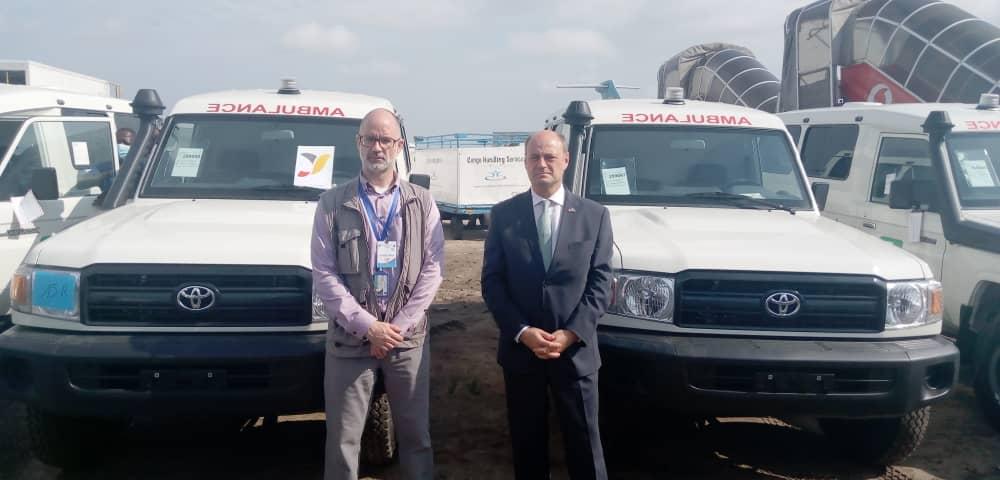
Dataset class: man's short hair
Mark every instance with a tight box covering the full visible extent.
[524,131,568,154]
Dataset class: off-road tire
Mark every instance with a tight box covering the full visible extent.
[26,407,122,468]
[973,313,1000,431]
[820,406,930,466]
[360,391,396,466]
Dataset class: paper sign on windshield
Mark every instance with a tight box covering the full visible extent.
[71,142,91,166]
[956,149,998,188]
[601,167,631,195]
[171,147,204,177]
[293,146,335,190]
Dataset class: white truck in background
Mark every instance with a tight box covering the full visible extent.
[0,86,137,326]
[779,94,1000,431]
[0,61,122,98]
[412,140,529,239]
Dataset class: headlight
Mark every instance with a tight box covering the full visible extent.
[10,265,81,321]
[885,280,942,329]
[609,273,675,322]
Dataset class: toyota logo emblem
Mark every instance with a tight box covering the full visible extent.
[764,291,801,317]
[177,285,216,311]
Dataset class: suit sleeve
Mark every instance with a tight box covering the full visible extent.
[481,205,530,344]
[564,206,614,345]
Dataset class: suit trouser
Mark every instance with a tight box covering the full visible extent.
[324,341,433,480]
[503,368,607,480]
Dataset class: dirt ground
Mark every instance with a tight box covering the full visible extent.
[2,234,999,480]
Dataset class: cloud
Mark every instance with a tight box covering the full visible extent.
[508,28,615,57]
[337,0,482,29]
[337,60,406,77]
[281,23,359,54]
[554,0,648,27]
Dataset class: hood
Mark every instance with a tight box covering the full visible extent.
[963,209,1000,231]
[29,199,318,269]
[609,206,929,280]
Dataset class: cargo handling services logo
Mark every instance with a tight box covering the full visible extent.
[297,152,331,177]
[485,170,507,181]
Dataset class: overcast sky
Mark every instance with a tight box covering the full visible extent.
[3,0,998,136]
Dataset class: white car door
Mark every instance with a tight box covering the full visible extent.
[0,116,117,314]
[862,134,947,277]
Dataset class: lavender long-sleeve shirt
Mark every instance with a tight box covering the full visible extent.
[311,177,445,340]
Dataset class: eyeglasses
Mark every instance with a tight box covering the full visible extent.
[358,134,402,148]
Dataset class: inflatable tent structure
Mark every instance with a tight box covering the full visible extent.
[657,43,781,112]
[659,0,1000,112]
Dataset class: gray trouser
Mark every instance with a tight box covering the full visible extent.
[324,341,433,480]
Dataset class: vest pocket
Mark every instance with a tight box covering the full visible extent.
[337,228,363,274]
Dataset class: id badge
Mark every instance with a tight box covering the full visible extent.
[376,241,398,270]
[373,271,389,298]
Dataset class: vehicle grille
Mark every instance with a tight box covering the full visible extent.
[674,271,885,332]
[81,264,311,327]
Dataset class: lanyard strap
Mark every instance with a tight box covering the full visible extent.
[358,181,400,242]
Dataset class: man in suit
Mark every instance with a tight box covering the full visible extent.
[482,130,614,480]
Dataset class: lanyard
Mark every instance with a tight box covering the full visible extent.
[358,181,400,242]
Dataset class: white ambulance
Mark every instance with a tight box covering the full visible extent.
[0,86,136,322]
[0,81,414,467]
[545,88,958,466]
[779,94,1000,431]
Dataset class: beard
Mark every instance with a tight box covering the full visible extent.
[363,158,391,174]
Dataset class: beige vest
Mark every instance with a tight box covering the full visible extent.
[317,177,431,357]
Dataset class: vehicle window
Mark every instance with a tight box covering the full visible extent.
[142,115,363,201]
[947,133,1000,209]
[786,125,802,146]
[0,70,26,86]
[113,113,141,133]
[0,119,24,161]
[584,126,810,209]
[870,137,932,204]
[0,120,114,201]
[801,124,859,180]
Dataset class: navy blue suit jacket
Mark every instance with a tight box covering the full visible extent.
[482,189,614,377]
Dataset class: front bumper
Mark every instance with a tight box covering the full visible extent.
[0,326,325,418]
[598,327,959,418]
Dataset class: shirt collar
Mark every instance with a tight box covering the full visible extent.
[531,185,565,207]
[361,171,399,195]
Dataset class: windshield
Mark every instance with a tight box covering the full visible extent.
[0,119,24,160]
[947,133,1000,209]
[584,126,811,209]
[141,115,367,200]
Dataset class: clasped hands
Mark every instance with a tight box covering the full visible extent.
[520,328,578,360]
[367,322,403,359]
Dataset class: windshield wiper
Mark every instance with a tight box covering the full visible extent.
[683,192,796,215]
[247,185,325,198]
[248,185,325,192]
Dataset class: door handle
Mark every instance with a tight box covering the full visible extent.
[862,222,876,229]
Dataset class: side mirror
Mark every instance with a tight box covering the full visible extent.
[888,178,914,209]
[409,173,431,189]
[31,168,59,200]
[889,178,937,210]
[811,182,829,211]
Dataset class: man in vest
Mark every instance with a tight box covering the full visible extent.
[311,108,444,480]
